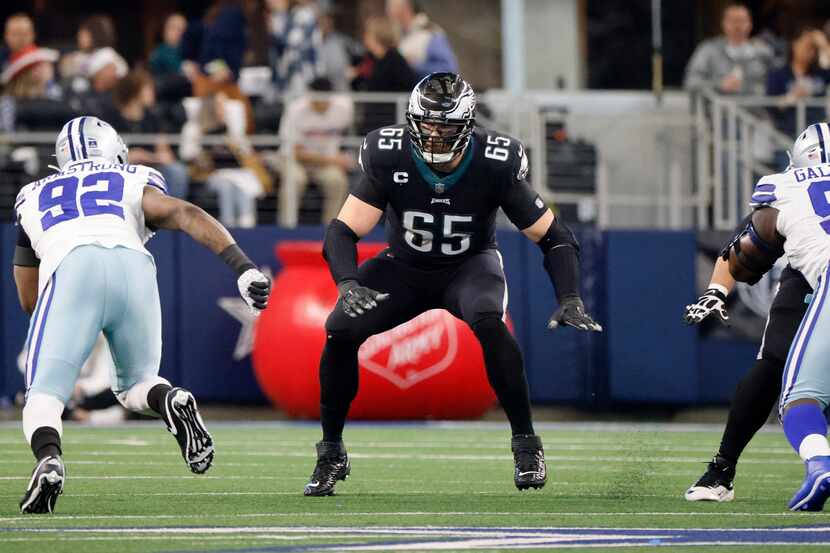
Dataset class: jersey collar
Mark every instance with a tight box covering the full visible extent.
[411,138,475,194]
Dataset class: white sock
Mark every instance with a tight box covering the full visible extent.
[115,376,170,416]
[22,393,64,444]
[799,434,830,461]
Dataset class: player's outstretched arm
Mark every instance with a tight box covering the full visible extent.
[521,210,602,332]
[323,195,388,318]
[141,187,271,312]
[683,256,734,326]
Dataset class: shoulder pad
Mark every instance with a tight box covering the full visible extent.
[133,164,167,193]
[360,125,408,173]
[749,172,791,207]
[476,127,527,179]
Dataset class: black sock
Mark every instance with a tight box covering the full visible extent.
[30,426,62,460]
[147,383,173,416]
[319,336,360,443]
[472,317,535,436]
[717,357,783,464]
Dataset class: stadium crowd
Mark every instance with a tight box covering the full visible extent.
[0,0,459,226]
[684,2,830,138]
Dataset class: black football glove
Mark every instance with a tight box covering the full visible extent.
[683,288,729,325]
[237,268,271,313]
[548,296,602,332]
[338,280,390,318]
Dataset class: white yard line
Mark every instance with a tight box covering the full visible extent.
[0,450,803,464]
[0,421,785,433]
[0,512,818,524]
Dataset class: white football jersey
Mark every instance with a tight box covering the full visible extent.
[750,164,830,289]
[15,158,166,293]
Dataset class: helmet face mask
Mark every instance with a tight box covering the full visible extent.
[406,72,476,165]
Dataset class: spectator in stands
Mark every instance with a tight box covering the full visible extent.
[0,45,74,132]
[1,13,35,72]
[181,0,247,86]
[361,16,416,93]
[268,0,321,94]
[109,69,189,198]
[386,0,458,78]
[272,76,353,224]
[60,15,119,83]
[150,13,187,76]
[684,2,773,95]
[765,29,830,169]
[316,2,351,92]
[180,91,272,227]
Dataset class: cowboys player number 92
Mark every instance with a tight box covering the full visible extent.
[303,72,602,497]
[13,116,271,514]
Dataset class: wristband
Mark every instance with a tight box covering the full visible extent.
[707,283,729,297]
[219,244,256,276]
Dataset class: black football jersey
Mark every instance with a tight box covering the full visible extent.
[352,124,547,267]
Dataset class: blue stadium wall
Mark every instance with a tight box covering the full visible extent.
[0,224,757,407]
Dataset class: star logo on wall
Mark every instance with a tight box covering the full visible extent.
[217,266,273,361]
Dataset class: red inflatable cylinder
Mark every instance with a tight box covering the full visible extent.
[251,241,498,419]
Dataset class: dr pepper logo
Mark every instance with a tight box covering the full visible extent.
[358,309,458,389]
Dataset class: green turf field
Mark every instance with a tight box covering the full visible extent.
[0,421,829,552]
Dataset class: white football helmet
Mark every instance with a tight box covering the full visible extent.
[790,122,830,169]
[55,116,128,169]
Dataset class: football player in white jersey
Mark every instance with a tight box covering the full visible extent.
[13,117,271,513]
[725,122,830,511]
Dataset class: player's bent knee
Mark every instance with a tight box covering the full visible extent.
[470,315,508,335]
[325,309,370,345]
[22,393,65,443]
[115,376,171,416]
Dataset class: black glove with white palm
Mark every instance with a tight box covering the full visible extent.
[683,287,729,325]
[238,268,271,312]
[548,295,603,332]
[338,280,389,318]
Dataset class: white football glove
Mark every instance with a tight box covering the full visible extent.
[683,288,729,325]
[237,268,271,314]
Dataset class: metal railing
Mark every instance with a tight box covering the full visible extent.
[692,89,828,230]
[0,91,545,227]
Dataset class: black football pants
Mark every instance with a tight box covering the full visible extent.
[319,248,534,442]
[717,267,812,465]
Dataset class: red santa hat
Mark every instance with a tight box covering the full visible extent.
[1,45,59,85]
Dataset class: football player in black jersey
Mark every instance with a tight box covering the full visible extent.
[304,73,601,497]
[683,214,812,502]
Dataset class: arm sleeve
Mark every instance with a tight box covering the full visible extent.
[13,225,39,267]
[350,138,388,209]
[500,143,547,230]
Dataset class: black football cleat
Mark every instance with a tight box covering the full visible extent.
[161,387,214,474]
[304,441,350,496]
[20,455,65,514]
[685,455,736,502]
[512,434,547,490]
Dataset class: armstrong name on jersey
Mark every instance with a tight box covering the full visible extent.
[352,124,545,267]
[15,159,167,293]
